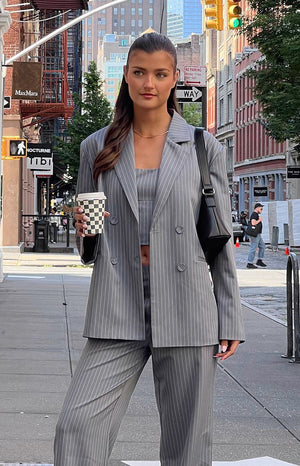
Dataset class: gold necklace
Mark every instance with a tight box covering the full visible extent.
[133,128,169,138]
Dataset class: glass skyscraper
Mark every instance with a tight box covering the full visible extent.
[167,0,202,43]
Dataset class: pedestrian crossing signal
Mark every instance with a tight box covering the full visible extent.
[2,137,27,159]
[228,0,242,29]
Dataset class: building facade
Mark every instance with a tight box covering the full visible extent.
[167,0,202,44]
[1,0,86,250]
[82,0,167,74]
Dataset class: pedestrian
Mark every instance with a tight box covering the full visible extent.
[54,32,245,466]
[49,207,57,243]
[246,202,267,269]
[240,210,249,241]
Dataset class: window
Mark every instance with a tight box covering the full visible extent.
[220,59,224,85]
[219,98,224,126]
[114,7,118,14]
[108,80,114,85]
[131,19,135,26]
[138,8,142,15]
[131,8,135,14]
[121,39,127,46]
[121,8,124,14]
[101,17,106,25]
[88,30,92,37]
[87,18,92,25]
[88,41,92,49]
[121,19,124,26]
[149,19,153,27]
[88,53,92,61]
[227,93,233,122]
[108,88,114,93]
[138,19,142,27]
[228,50,232,80]
[149,8,153,15]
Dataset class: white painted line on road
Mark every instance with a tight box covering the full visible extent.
[122,458,298,466]
[0,464,53,466]
[7,275,45,279]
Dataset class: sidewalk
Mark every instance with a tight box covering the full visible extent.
[0,248,299,465]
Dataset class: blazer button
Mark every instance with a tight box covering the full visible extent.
[110,216,118,225]
[177,263,186,272]
[110,257,118,265]
[175,226,184,234]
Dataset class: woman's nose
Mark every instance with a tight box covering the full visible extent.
[143,75,154,88]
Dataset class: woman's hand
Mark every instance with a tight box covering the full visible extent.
[215,340,240,361]
[73,206,109,237]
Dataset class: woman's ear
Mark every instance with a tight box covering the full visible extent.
[172,70,179,88]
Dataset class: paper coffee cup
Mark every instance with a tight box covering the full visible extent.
[77,192,107,235]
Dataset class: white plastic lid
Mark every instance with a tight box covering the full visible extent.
[77,192,106,201]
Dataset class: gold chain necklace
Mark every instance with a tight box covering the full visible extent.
[133,128,169,138]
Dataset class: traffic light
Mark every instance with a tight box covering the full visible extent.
[204,0,223,31]
[228,0,242,29]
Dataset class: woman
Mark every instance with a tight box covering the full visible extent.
[54,33,245,466]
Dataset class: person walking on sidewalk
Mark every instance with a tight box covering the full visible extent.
[54,33,245,466]
[247,202,267,269]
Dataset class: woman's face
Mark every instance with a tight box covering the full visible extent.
[124,49,178,112]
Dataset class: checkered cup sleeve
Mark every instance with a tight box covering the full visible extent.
[77,192,107,235]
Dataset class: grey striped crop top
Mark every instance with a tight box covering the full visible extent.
[136,168,159,245]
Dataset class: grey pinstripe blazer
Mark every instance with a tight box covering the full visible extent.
[76,111,245,347]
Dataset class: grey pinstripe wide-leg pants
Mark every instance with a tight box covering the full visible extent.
[54,267,217,466]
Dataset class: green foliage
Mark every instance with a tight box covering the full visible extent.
[55,62,112,189]
[182,103,202,127]
[241,0,300,152]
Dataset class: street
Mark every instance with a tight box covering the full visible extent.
[0,244,299,465]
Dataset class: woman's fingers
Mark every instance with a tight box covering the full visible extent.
[214,340,240,361]
[73,206,109,237]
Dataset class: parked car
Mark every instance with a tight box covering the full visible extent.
[232,213,244,242]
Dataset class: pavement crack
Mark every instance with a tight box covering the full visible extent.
[217,363,300,443]
[61,274,73,378]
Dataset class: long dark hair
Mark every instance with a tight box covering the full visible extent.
[93,33,180,181]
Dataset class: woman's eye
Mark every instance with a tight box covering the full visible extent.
[157,73,167,78]
[134,70,143,76]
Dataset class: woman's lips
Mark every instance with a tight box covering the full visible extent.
[141,93,156,98]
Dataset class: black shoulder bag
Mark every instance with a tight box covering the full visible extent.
[195,128,231,265]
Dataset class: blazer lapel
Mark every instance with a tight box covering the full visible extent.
[152,112,192,226]
[114,129,139,222]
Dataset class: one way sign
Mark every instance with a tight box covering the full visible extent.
[176,85,202,103]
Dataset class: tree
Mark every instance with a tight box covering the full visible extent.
[182,103,202,127]
[241,0,300,152]
[55,61,112,189]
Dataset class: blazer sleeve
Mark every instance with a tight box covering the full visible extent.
[204,133,245,342]
[76,141,100,265]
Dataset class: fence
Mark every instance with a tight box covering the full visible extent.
[21,214,72,251]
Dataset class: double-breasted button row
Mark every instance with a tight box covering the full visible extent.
[175,226,184,234]
[177,263,186,272]
[109,216,119,225]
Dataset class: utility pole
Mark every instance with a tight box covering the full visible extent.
[0,0,128,282]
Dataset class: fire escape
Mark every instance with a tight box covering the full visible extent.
[19,1,88,129]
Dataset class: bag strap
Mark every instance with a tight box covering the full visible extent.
[194,128,216,207]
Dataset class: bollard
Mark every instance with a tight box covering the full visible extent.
[271,226,279,251]
[282,253,300,363]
